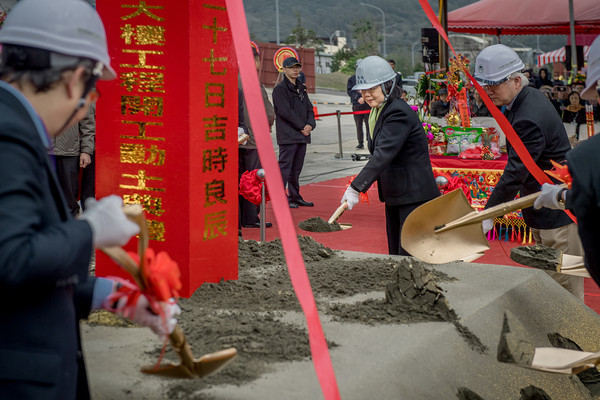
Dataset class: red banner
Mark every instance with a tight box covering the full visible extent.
[95,0,239,297]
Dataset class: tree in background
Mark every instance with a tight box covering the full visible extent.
[330,46,355,73]
[352,19,379,56]
[285,12,321,49]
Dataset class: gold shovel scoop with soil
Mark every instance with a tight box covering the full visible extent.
[401,188,557,264]
[101,205,237,378]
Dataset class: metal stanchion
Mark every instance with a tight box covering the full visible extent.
[335,109,343,159]
[257,169,266,242]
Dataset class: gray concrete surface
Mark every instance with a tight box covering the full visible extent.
[84,251,600,399]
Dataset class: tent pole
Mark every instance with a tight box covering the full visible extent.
[569,0,577,73]
[438,0,448,71]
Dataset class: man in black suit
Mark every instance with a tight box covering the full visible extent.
[474,44,583,301]
[347,59,371,150]
[273,57,316,208]
[0,1,179,398]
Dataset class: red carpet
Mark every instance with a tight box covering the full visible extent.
[241,176,600,314]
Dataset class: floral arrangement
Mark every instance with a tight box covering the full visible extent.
[0,12,6,28]
[572,73,586,84]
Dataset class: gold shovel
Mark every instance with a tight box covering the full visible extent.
[401,189,543,264]
[101,205,237,378]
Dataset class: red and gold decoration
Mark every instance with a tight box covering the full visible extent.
[431,155,531,243]
[273,46,299,72]
[96,0,239,297]
[446,54,472,127]
[586,104,596,138]
[545,160,573,188]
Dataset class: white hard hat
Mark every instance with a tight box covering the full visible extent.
[0,0,115,80]
[581,35,600,100]
[474,44,524,86]
[352,56,396,90]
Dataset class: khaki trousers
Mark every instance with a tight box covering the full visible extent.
[531,223,584,302]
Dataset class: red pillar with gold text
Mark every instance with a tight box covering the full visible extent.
[95,0,238,297]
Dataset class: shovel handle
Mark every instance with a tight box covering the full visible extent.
[328,201,348,224]
[169,325,198,374]
[436,184,566,233]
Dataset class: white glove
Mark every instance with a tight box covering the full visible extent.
[341,185,360,210]
[534,183,566,210]
[482,218,494,234]
[79,195,140,248]
[115,295,181,341]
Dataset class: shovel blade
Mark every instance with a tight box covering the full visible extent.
[401,190,490,264]
[141,347,238,379]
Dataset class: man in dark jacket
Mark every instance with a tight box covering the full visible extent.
[0,1,179,398]
[347,59,371,149]
[273,57,316,208]
[475,44,583,300]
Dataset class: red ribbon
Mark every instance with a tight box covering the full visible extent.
[226,2,341,398]
[418,0,576,224]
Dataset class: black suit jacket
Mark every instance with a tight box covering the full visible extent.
[0,83,95,400]
[485,86,572,229]
[566,134,600,284]
[351,98,439,205]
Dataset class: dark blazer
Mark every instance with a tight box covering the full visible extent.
[485,86,572,229]
[347,75,370,111]
[566,134,600,284]
[0,83,95,400]
[351,98,440,205]
[273,76,315,145]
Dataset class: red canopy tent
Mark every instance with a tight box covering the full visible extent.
[447,0,600,36]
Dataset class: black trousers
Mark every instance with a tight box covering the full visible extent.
[278,143,307,202]
[352,106,370,145]
[238,148,262,226]
[80,154,95,211]
[55,155,81,217]
[384,201,425,256]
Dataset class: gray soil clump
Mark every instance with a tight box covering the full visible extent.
[298,216,342,232]
[497,311,535,366]
[457,387,485,400]
[510,245,562,271]
[547,333,600,397]
[140,236,485,397]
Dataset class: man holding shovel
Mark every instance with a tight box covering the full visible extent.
[533,35,600,287]
[474,45,584,301]
[0,1,179,398]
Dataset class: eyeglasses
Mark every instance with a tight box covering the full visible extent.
[483,78,514,91]
[359,87,379,95]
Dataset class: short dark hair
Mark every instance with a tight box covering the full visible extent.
[387,59,396,64]
[0,44,94,93]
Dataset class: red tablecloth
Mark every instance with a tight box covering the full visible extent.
[430,154,507,170]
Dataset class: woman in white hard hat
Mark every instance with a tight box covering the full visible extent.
[535,34,600,287]
[341,56,440,255]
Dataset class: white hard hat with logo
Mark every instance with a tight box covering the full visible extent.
[474,44,524,86]
[352,56,396,90]
[581,35,600,100]
[0,0,115,80]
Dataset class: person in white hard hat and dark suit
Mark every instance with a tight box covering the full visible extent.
[340,56,440,256]
[474,44,584,301]
[0,1,180,398]
[533,35,600,287]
